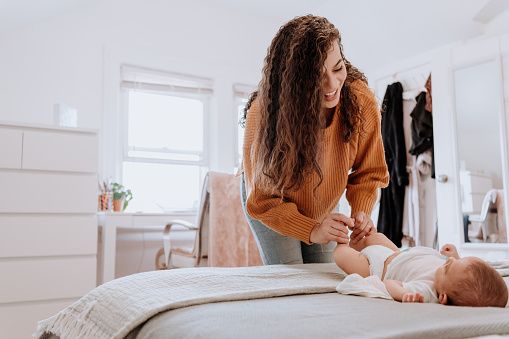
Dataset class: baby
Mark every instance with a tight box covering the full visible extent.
[333,233,508,307]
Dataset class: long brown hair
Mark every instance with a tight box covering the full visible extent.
[240,15,368,195]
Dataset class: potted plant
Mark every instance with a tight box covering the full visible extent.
[111,183,133,212]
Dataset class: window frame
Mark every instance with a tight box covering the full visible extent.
[120,88,210,168]
[117,65,212,212]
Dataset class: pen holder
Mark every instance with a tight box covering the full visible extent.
[98,192,112,211]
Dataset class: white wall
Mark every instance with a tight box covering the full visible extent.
[0,0,285,276]
[0,0,283,173]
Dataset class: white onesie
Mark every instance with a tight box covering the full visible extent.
[384,246,445,303]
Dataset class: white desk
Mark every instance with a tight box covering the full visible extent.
[97,212,195,285]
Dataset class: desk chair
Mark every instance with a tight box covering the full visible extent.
[469,189,498,243]
[161,173,210,269]
[159,171,262,269]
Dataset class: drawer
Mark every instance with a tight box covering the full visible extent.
[22,130,98,173]
[0,256,96,303]
[0,128,22,169]
[0,299,75,339]
[0,171,97,213]
[0,215,97,257]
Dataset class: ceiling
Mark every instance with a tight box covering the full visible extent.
[1,0,508,72]
[206,0,509,71]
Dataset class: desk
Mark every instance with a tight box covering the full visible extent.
[97,212,195,285]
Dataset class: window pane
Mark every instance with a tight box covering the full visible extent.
[122,162,201,213]
[128,91,203,153]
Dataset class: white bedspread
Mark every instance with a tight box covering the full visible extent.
[34,264,345,339]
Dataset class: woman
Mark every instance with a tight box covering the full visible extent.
[240,15,389,265]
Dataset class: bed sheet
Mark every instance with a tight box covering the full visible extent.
[129,291,509,339]
[35,264,509,339]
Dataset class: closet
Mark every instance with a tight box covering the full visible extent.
[374,64,437,248]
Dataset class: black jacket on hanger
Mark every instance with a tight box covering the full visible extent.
[409,91,435,178]
[377,82,408,247]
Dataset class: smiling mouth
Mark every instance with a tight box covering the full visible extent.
[324,89,338,101]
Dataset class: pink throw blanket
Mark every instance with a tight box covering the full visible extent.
[208,172,262,267]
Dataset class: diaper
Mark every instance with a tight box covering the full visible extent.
[360,245,397,278]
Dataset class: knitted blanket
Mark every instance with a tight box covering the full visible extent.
[34,264,345,339]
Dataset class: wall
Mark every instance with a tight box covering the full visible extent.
[0,0,282,173]
[0,0,285,277]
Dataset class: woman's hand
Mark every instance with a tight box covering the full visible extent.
[349,211,376,244]
[440,244,460,259]
[309,213,354,245]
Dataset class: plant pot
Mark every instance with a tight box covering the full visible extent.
[113,197,124,212]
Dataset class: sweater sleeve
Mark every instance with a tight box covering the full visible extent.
[245,188,319,244]
[242,100,318,244]
[346,81,390,214]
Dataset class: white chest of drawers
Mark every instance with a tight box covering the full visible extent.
[459,170,493,213]
[0,121,99,338]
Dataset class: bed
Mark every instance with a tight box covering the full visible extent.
[35,263,509,339]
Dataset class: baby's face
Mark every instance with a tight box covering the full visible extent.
[434,256,483,294]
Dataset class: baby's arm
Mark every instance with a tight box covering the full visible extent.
[440,244,460,259]
[383,280,424,303]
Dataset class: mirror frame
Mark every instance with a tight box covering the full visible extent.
[451,56,509,251]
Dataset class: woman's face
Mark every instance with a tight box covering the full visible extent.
[322,41,347,112]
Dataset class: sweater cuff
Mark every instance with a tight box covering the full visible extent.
[282,214,318,245]
[349,194,378,216]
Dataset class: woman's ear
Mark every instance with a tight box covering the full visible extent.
[438,293,448,305]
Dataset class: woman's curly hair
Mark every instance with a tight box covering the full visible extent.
[240,15,368,195]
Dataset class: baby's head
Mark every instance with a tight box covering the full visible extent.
[434,256,508,307]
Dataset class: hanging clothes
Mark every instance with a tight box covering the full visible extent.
[409,91,435,178]
[402,150,433,246]
[424,74,432,114]
[403,162,419,245]
[377,82,408,247]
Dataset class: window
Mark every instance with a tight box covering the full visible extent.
[120,65,213,213]
[233,83,256,169]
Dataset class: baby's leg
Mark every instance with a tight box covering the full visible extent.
[333,243,370,277]
[349,233,399,253]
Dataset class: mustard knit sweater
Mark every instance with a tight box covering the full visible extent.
[242,80,389,244]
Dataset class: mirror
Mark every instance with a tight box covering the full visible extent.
[453,59,508,244]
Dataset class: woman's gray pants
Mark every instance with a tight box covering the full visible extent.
[240,173,335,265]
